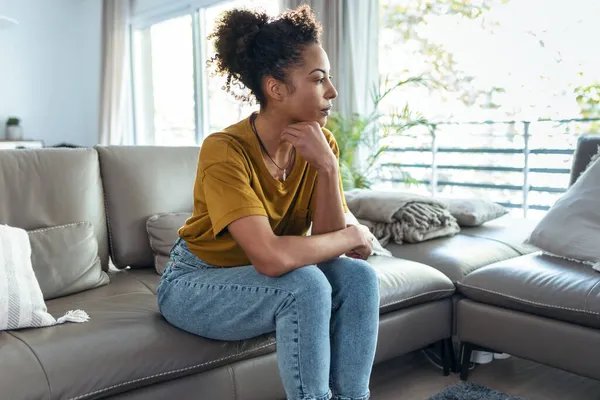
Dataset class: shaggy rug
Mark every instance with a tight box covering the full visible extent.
[428,383,525,400]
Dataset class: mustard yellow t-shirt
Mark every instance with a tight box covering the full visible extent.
[179,114,348,267]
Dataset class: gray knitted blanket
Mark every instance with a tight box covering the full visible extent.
[344,190,460,246]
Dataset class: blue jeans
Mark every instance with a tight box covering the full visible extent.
[157,239,380,400]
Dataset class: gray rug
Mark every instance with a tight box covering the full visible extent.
[428,383,525,400]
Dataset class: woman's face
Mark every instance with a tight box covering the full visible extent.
[279,44,338,127]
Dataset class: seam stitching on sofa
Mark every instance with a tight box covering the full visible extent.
[7,332,53,397]
[67,339,277,400]
[380,288,455,308]
[96,148,118,269]
[459,232,526,255]
[27,221,88,234]
[458,283,600,315]
[227,364,237,400]
[585,281,600,311]
[126,273,156,295]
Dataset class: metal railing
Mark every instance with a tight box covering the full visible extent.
[380,118,600,218]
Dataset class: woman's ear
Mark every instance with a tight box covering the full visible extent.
[264,76,288,103]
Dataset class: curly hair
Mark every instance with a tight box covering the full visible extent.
[207,5,322,105]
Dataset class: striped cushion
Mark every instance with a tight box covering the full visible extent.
[0,224,57,330]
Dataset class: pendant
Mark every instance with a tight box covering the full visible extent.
[283,169,287,182]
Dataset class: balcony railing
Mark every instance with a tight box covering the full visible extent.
[379,118,600,218]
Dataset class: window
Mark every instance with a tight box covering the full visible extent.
[378,0,600,218]
[132,15,196,146]
[131,0,280,146]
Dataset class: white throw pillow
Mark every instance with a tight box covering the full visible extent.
[0,224,90,330]
[524,154,600,269]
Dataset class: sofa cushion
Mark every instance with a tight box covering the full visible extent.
[457,253,600,329]
[0,148,109,270]
[0,332,51,400]
[387,216,538,282]
[147,212,190,275]
[459,216,539,255]
[96,146,199,269]
[131,255,455,315]
[368,256,454,313]
[442,197,508,226]
[29,222,109,300]
[8,271,276,400]
[525,156,600,266]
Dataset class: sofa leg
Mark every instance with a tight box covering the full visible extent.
[440,338,455,376]
[459,342,473,381]
[440,340,449,376]
[446,337,458,373]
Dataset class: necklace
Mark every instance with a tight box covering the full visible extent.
[250,114,295,182]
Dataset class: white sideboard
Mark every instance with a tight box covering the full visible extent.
[0,140,44,150]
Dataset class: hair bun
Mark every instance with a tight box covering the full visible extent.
[209,9,270,76]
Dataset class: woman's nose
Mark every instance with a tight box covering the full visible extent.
[327,83,338,100]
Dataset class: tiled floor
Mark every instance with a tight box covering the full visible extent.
[369,351,600,400]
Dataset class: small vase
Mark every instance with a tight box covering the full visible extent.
[6,125,23,140]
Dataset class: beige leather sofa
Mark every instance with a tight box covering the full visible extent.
[0,137,593,399]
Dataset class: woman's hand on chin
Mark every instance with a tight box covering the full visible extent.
[281,121,336,171]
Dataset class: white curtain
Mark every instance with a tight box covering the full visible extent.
[99,0,134,145]
[280,0,379,119]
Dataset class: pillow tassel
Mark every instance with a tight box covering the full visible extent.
[55,309,90,324]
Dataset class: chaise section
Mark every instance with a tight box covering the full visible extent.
[457,299,600,381]
[456,252,600,381]
[457,253,600,329]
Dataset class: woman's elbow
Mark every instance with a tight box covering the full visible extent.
[250,247,290,278]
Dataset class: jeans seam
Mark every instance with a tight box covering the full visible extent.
[293,297,306,398]
[164,273,297,298]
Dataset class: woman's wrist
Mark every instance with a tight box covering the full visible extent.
[345,225,364,249]
[316,154,338,174]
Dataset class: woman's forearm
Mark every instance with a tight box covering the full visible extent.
[310,162,346,235]
[259,226,364,277]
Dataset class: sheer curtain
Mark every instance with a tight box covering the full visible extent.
[280,0,379,118]
[99,0,134,145]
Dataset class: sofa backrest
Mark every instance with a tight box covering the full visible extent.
[569,135,600,186]
[0,148,110,270]
[96,146,199,269]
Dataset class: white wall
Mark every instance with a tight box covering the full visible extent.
[0,0,102,147]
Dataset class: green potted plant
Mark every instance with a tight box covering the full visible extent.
[326,77,432,190]
[5,117,23,141]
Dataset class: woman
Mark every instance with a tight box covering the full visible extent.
[157,5,380,400]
